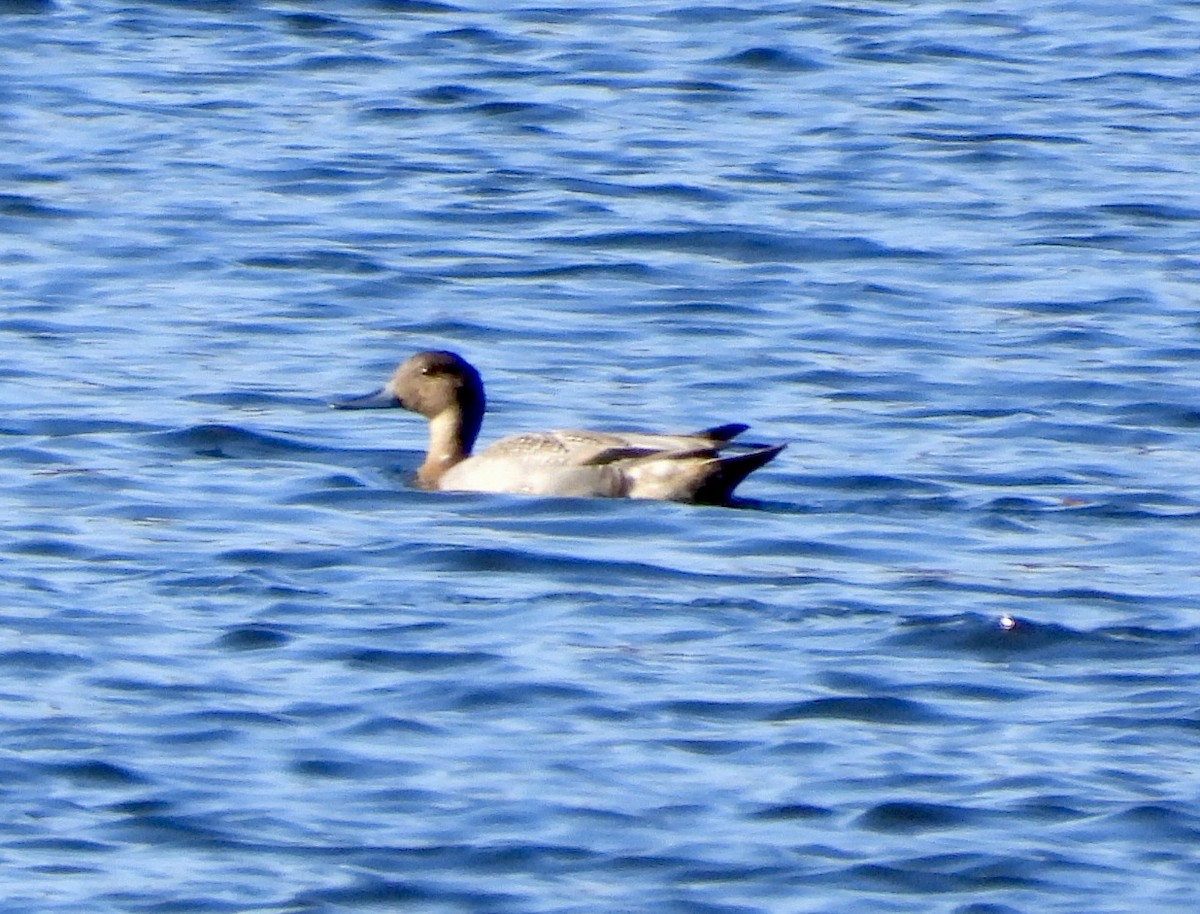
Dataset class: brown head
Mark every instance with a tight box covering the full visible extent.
[390,350,485,424]
[332,350,487,482]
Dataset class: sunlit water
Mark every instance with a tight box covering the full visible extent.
[3,2,1200,912]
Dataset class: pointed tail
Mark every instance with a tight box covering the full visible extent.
[694,442,786,504]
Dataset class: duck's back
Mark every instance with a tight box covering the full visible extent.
[479,429,629,463]
[438,432,628,497]
[435,424,781,502]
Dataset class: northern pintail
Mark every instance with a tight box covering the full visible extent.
[332,350,784,504]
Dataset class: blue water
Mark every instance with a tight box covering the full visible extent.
[3,2,1200,912]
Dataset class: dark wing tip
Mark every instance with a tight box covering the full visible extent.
[695,423,750,442]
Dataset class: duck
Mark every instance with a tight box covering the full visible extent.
[331,350,784,504]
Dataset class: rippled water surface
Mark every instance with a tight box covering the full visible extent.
[3,2,1200,912]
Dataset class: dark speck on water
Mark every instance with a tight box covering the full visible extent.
[2,2,1199,913]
